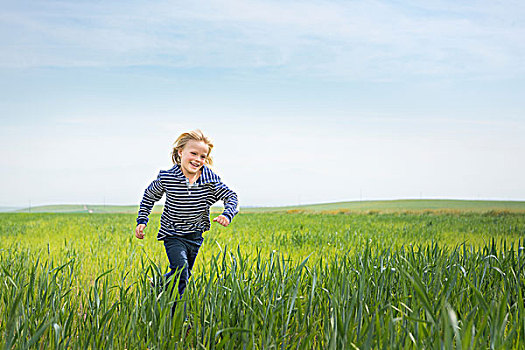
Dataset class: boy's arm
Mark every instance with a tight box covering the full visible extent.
[137,172,165,226]
[213,181,239,224]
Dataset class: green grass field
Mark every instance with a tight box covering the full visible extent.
[1,205,525,348]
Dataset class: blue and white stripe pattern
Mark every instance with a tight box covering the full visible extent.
[137,164,239,240]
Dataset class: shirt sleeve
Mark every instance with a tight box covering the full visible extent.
[136,172,165,226]
[214,181,239,223]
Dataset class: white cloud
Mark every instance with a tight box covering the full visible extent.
[1,0,524,80]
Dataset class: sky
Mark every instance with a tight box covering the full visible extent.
[1,0,524,208]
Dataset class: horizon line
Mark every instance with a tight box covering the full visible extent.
[2,197,525,210]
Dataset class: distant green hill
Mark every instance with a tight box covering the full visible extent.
[243,199,525,213]
[10,199,525,214]
[14,204,161,214]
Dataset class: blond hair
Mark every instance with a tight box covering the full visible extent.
[171,129,214,166]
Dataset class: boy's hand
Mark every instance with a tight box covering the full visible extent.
[213,215,230,227]
[135,224,146,239]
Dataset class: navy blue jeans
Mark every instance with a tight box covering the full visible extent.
[163,232,203,298]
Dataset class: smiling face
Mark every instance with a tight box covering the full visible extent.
[178,140,210,178]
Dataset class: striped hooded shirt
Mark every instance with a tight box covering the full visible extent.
[136,164,239,240]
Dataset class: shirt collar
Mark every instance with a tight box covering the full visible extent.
[171,163,221,184]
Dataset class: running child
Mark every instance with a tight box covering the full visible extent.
[135,129,239,302]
